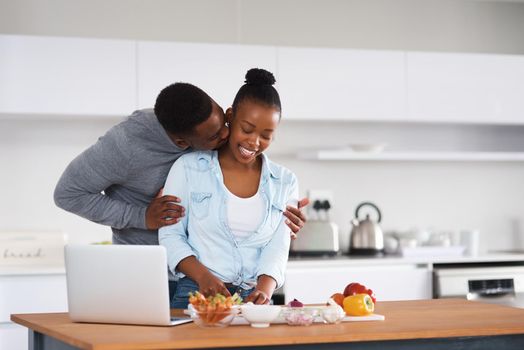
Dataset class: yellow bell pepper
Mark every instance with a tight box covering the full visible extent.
[343,293,375,316]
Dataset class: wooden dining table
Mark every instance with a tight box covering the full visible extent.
[11,298,524,350]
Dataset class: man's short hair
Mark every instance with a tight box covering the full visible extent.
[154,82,212,135]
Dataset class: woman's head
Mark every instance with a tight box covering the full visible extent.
[224,69,282,164]
[232,68,281,116]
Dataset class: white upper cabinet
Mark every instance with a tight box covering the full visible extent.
[3,34,524,126]
[407,52,524,124]
[137,41,277,110]
[277,47,407,121]
[0,35,137,116]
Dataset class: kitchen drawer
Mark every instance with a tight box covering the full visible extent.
[0,274,67,323]
[284,264,432,304]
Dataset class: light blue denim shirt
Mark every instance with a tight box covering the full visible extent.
[158,150,299,290]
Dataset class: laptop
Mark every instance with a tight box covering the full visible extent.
[64,244,192,326]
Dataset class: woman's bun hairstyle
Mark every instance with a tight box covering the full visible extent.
[232,68,281,116]
[245,68,276,86]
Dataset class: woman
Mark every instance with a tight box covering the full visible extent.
[159,68,298,307]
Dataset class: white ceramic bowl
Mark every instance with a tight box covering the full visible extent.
[240,304,282,328]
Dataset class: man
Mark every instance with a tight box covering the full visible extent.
[54,82,308,298]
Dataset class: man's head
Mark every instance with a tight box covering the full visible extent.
[154,83,229,150]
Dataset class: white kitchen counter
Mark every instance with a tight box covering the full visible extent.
[287,252,524,269]
[0,265,65,276]
[2,253,523,275]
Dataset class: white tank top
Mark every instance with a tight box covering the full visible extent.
[225,187,265,240]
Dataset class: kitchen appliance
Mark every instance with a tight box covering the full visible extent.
[349,202,384,255]
[290,199,339,256]
[434,263,524,308]
[290,221,339,256]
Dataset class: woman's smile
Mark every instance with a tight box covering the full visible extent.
[238,144,258,159]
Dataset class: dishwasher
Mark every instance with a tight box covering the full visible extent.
[433,262,524,308]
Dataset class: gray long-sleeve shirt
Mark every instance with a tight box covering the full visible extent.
[54,109,188,245]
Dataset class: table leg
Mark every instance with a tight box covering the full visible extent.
[28,330,79,350]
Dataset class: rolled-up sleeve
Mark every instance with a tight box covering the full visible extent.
[158,157,196,276]
[257,174,299,289]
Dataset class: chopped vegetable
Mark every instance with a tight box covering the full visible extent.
[188,291,242,324]
[343,294,374,316]
[288,298,304,307]
[283,308,317,326]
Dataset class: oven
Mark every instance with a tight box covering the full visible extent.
[434,262,524,308]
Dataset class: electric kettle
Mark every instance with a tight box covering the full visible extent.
[349,202,384,255]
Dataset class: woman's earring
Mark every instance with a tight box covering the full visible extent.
[225,122,229,128]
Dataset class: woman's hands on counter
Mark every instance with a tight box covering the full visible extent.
[197,273,231,297]
[177,256,231,297]
[245,275,277,304]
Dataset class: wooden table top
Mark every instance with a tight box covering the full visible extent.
[11,299,524,350]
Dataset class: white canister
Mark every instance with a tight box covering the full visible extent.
[460,229,480,256]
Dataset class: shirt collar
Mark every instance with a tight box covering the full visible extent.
[198,151,280,180]
[260,153,280,180]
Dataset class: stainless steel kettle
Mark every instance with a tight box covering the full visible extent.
[349,202,384,255]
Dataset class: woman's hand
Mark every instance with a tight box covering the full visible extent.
[196,272,231,297]
[246,275,276,304]
[245,289,271,305]
[284,197,310,239]
[177,256,230,297]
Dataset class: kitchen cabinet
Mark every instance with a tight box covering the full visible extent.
[0,322,26,350]
[0,35,136,117]
[407,52,524,124]
[277,47,407,121]
[137,41,277,110]
[3,34,524,127]
[0,272,67,350]
[283,254,524,304]
[284,264,432,304]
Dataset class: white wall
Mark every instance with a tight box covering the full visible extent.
[1,0,524,251]
[0,118,118,244]
[267,121,524,253]
[2,117,523,252]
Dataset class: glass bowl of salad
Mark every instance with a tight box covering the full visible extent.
[190,308,237,328]
[188,292,242,328]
